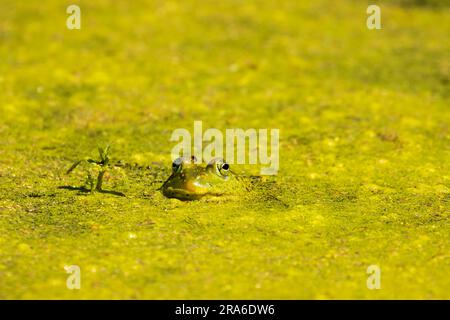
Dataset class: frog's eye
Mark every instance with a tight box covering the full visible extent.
[172,157,184,173]
[218,162,230,175]
[207,158,230,177]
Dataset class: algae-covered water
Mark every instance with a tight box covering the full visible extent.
[0,0,449,299]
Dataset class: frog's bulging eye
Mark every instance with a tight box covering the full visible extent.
[219,162,230,174]
[206,157,230,178]
[172,157,184,173]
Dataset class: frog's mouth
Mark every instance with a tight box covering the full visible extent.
[162,186,204,201]
[162,187,223,201]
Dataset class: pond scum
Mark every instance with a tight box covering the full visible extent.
[0,0,449,299]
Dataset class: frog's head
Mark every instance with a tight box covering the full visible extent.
[161,156,232,200]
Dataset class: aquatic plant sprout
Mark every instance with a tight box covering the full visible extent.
[66,145,112,192]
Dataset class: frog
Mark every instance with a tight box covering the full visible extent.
[161,156,240,201]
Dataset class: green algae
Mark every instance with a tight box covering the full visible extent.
[0,0,449,299]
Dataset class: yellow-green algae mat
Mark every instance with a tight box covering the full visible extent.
[0,0,449,299]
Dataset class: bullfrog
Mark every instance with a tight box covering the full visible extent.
[161,156,238,200]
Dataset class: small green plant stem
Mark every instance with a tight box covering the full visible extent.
[96,168,106,191]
